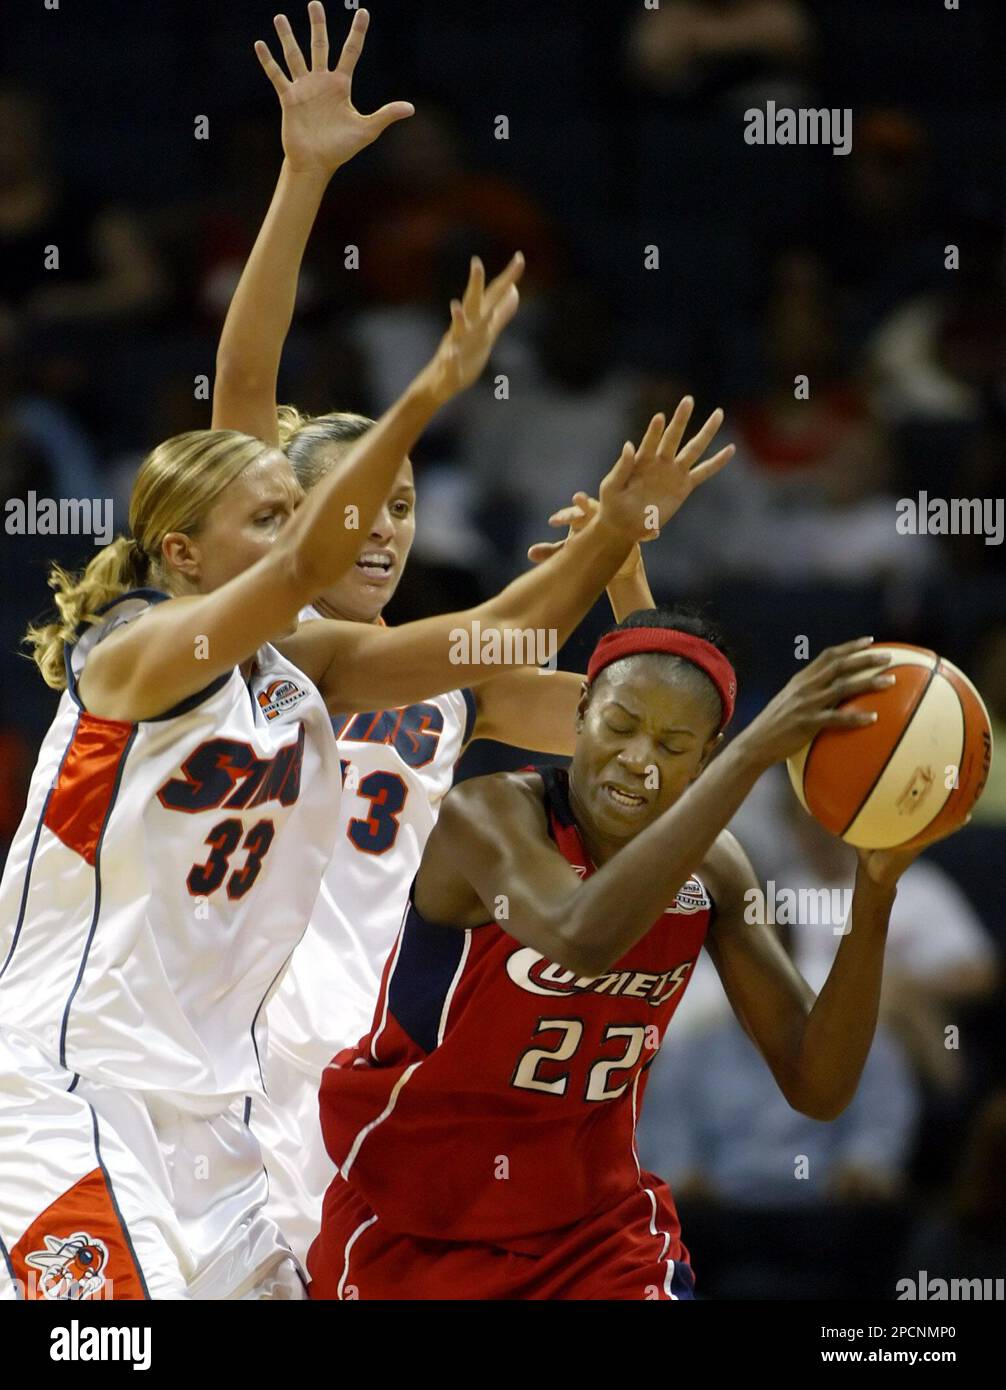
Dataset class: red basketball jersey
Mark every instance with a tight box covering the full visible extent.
[318,766,714,1246]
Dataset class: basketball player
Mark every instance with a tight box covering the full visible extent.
[306,615,945,1300]
[0,243,711,1300]
[212,3,730,1265]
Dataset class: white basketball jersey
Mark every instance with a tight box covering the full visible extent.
[266,606,476,1075]
[0,590,340,1104]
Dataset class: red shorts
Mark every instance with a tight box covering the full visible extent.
[307,1172,696,1301]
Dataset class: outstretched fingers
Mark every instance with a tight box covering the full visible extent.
[675,406,725,468]
[308,0,331,71]
[634,412,669,462]
[652,396,695,461]
[335,5,369,81]
[364,100,416,136]
[273,13,310,80]
[462,257,486,320]
[606,440,639,493]
[488,283,521,339]
[483,252,525,316]
[686,442,735,487]
[254,38,291,95]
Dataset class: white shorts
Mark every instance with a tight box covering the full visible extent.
[253,1046,337,1270]
[0,1029,306,1301]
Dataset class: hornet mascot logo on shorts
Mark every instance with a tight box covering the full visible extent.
[25,1232,109,1299]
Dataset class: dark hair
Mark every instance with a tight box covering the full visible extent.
[593,604,734,733]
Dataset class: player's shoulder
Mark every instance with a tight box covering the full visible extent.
[438,769,546,834]
[71,588,174,679]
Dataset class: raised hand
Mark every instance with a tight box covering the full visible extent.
[418,253,525,406]
[738,637,896,769]
[855,814,971,889]
[528,492,643,579]
[594,397,734,543]
[255,4,414,176]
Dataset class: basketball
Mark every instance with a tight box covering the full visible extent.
[787,643,994,850]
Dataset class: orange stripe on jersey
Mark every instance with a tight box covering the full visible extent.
[43,714,134,865]
[10,1167,147,1300]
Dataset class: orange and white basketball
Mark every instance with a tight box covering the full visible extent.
[787,643,993,850]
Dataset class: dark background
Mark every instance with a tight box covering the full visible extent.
[2,0,1004,1299]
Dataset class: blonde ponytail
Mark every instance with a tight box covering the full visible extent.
[24,536,150,690]
[23,428,273,691]
[276,404,311,448]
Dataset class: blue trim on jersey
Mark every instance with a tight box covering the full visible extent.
[460,687,478,747]
[245,675,260,720]
[63,587,232,720]
[243,1096,252,1126]
[538,764,576,829]
[0,1231,19,1298]
[58,725,138,1069]
[146,670,234,722]
[87,1103,151,1300]
[671,1260,696,1299]
[0,713,81,982]
[387,899,467,1055]
[250,952,296,1095]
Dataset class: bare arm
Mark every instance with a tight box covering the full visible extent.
[528,489,656,621]
[702,833,897,1122]
[415,639,897,978]
[213,5,413,445]
[278,398,735,711]
[276,515,637,712]
[469,669,583,756]
[80,255,524,722]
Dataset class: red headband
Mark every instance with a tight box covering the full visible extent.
[586,628,737,731]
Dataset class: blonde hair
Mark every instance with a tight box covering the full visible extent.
[277,405,375,492]
[25,429,272,690]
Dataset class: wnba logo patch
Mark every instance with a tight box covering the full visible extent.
[257,678,309,720]
[25,1232,109,1300]
[665,878,711,915]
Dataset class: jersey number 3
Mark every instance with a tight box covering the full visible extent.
[344,767,408,856]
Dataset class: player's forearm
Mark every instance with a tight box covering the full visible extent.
[606,553,655,622]
[555,735,769,975]
[213,161,331,418]
[786,871,895,1120]
[482,517,639,663]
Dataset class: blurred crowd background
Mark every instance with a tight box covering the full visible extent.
[2,0,1003,1298]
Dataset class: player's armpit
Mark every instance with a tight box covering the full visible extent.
[701,830,817,1108]
[471,669,584,756]
[414,772,595,970]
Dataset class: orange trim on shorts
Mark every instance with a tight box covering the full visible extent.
[10,1167,147,1300]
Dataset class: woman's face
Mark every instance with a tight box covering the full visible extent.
[569,658,722,855]
[309,451,416,624]
[162,450,302,612]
